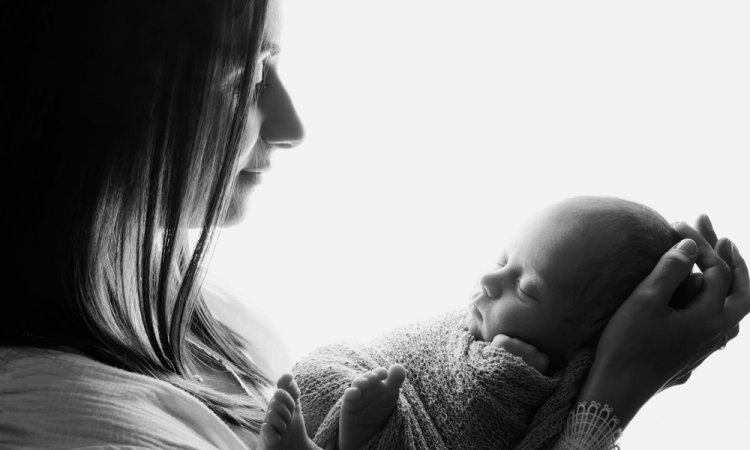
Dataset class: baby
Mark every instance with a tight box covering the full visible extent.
[467,195,679,373]
[258,196,679,450]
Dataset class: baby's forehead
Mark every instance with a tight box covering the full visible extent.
[504,217,613,286]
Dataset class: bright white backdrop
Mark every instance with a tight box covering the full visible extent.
[207,1,750,448]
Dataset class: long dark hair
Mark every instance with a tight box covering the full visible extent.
[2,0,271,430]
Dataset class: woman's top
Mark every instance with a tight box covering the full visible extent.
[0,280,292,449]
[0,347,253,449]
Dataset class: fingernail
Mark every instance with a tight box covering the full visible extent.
[675,239,697,256]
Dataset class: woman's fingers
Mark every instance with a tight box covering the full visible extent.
[669,272,704,309]
[631,238,697,308]
[674,223,733,311]
[716,238,734,270]
[671,223,748,336]
[695,214,718,248]
[724,243,750,328]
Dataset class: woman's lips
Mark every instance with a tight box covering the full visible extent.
[241,163,270,173]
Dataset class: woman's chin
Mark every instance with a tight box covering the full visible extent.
[222,193,250,227]
[221,172,261,226]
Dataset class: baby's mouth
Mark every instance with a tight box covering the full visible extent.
[471,303,482,320]
[469,290,485,303]
[468,294,483,320]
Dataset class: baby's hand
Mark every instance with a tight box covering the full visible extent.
[490,334,550,373]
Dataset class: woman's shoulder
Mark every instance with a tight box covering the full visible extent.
[0,347,251,450]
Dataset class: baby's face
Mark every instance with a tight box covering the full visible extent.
[467,205,602,366]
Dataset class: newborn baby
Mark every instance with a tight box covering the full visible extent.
[468,195,679,373]
[259,196,679,450]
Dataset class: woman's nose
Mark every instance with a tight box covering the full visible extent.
[258,67,304,149]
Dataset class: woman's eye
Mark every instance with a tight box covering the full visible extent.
[252,60,270,95]
[220,59,270,99]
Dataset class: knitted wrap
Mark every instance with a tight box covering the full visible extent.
[293,310,594,450]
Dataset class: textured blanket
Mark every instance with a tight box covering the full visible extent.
[293,309,594,450]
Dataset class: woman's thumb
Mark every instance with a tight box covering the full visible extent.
[632,239,698,306]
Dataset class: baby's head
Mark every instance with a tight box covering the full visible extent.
[467,196,679,371]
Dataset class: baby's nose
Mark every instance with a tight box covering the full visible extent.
[479,272,503,299]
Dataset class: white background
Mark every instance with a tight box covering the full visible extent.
[207,1,749,448]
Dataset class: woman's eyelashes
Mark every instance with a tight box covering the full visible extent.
[252,60,269,95]
[220,59,270,100]
[252,50,277,96]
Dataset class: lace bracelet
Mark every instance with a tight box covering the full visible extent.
[559,401,623,450]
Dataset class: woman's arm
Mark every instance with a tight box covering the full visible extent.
[553,217,749,449]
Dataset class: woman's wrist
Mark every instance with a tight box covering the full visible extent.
[560,401,622,450]
[578,357,661,429]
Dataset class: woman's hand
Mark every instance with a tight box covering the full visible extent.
[578,215,750,428]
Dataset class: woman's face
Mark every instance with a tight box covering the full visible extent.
[225,0,304,224]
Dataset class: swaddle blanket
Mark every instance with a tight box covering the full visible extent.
[293,309,594,450]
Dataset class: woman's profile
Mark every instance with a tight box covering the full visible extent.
[1,0,748,449]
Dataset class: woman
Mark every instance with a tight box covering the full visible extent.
[1,0,747,449]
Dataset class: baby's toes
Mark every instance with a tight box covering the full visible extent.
[385,364,406,388]
[270,389,295,419]
[276,373,301,402]
[350,375,373,392]
[342,386,364,402]
[264,409,289,434]
[370,367,388,380]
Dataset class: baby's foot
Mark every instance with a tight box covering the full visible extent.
[258,373,321,450]
[338,364,406,450]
